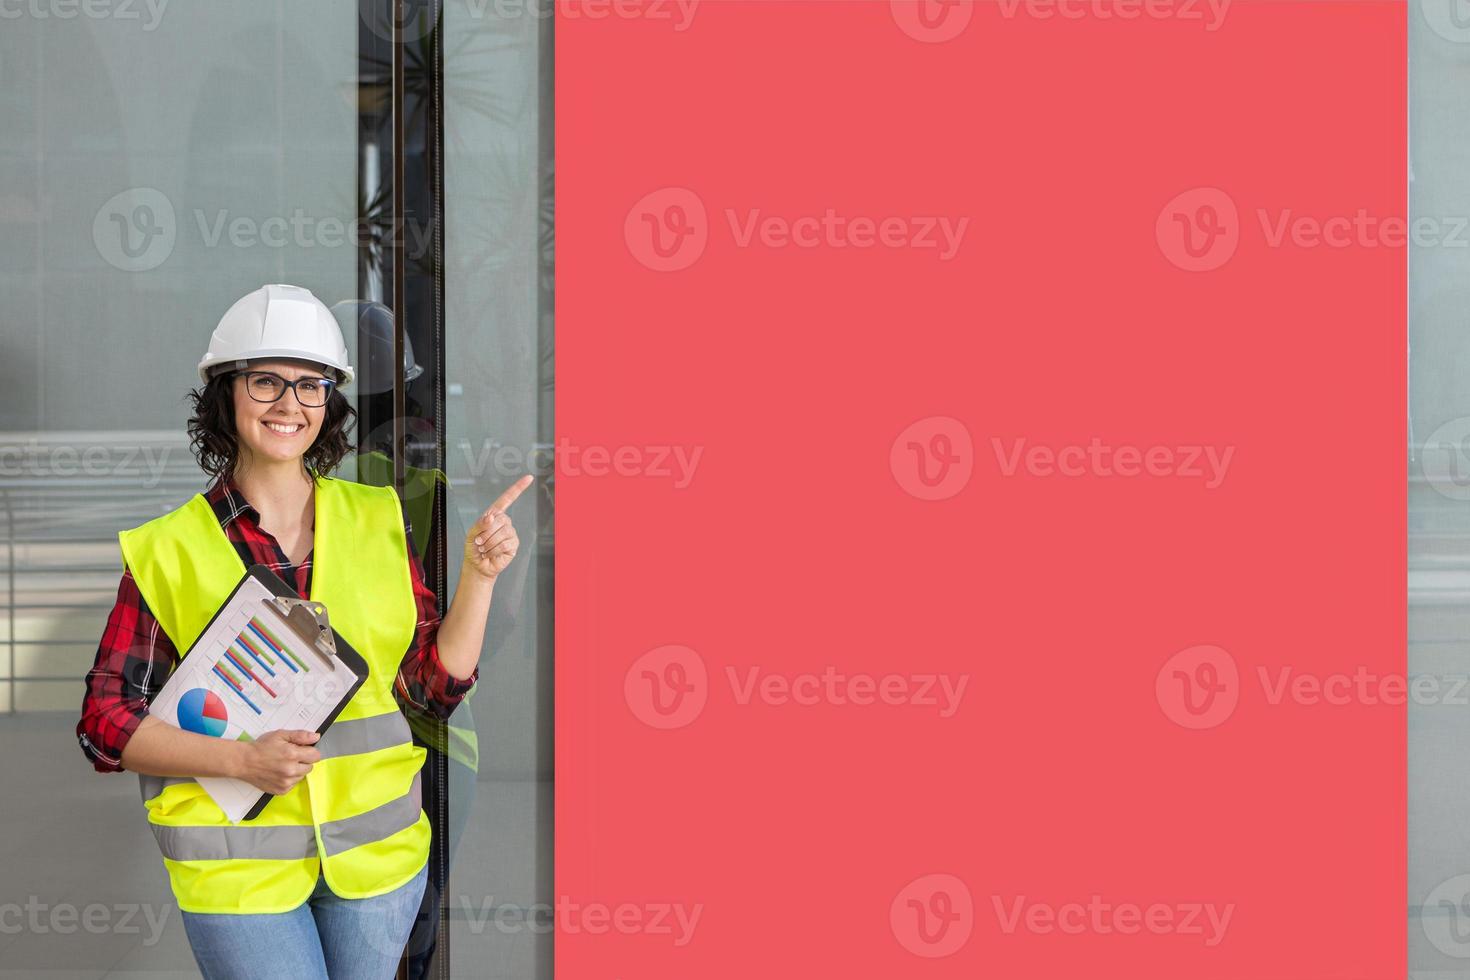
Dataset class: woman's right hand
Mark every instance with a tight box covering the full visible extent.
[236,729,321,795]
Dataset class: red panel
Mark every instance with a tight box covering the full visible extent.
[558,2,1406,976]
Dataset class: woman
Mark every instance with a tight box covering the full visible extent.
[76,284,532,979]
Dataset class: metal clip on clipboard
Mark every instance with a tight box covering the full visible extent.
[262,597,338,670]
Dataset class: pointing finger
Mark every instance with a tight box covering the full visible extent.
[489,474,534,514]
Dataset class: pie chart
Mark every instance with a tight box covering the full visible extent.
[177,687,228,737]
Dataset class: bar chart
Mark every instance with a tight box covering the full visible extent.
[211,616,312,716]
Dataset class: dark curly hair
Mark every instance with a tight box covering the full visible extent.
[186,370,357,485]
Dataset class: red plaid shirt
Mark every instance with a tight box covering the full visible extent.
[77,476,476,773]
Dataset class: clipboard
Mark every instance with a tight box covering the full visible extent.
[147,564,369,822]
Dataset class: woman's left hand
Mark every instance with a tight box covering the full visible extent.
[464,474,534,581]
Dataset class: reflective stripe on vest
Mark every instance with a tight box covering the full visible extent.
[150,773,423,861]
[138,710,414,801]
[120,476,430,915]
[316,709,415,759]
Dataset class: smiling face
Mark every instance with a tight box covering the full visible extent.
[230,359,332,473]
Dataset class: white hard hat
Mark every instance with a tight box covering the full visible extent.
[329,300,422,396]
[197,284,356,386]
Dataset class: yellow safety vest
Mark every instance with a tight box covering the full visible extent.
[119,476,431,914]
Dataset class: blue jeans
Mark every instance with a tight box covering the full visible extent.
[181,863,428,980]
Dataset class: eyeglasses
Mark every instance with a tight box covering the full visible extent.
[235,371,336,408]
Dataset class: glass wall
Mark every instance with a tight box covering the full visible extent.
[0,2,553,976]
[0,4,360,714]
[1411,7,1470,974]
[435,2,554,977]
[0,3,493,975]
